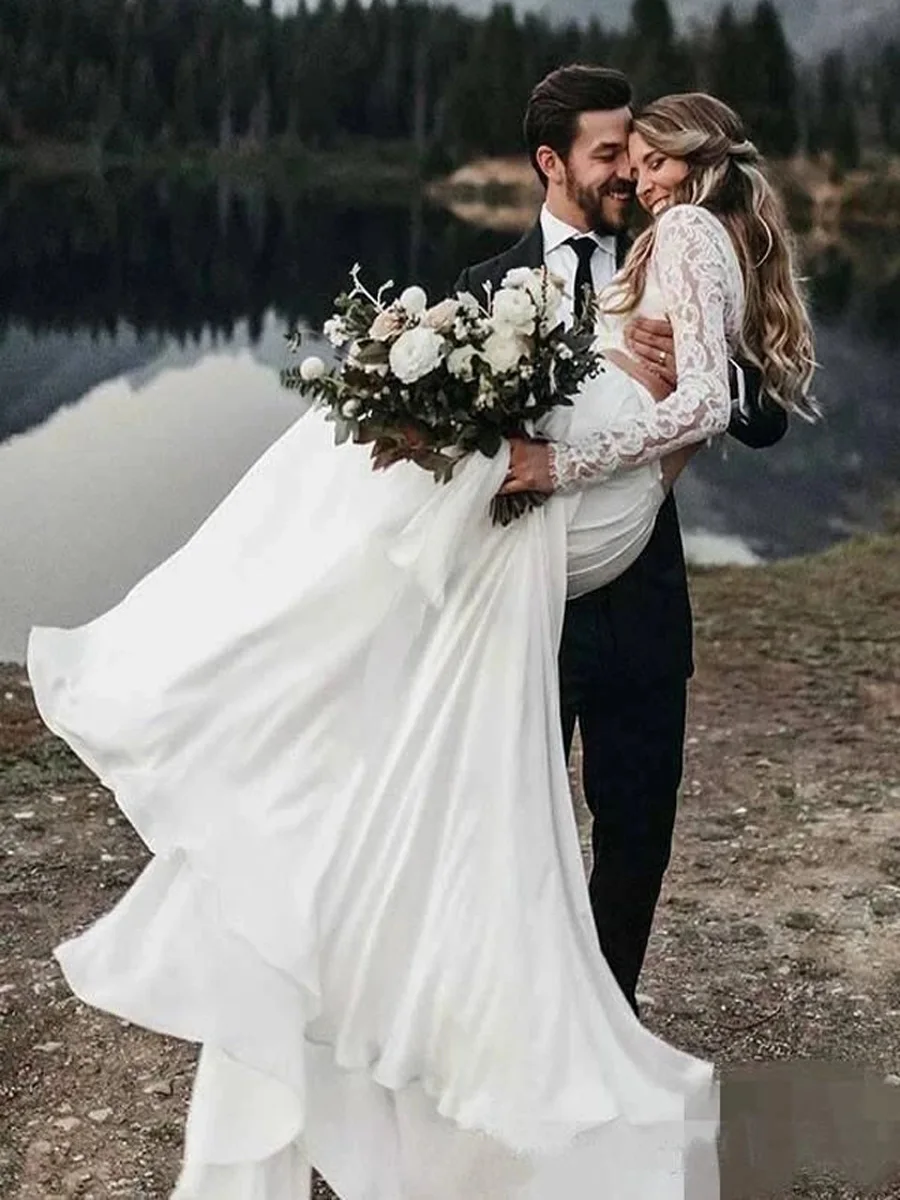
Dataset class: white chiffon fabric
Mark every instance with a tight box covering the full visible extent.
[27,234,734,1198]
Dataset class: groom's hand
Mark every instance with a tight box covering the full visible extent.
[624,316,677,392]
[498,438,554,495]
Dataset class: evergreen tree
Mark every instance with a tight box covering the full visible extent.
[816,52,861,171]
[744,1,798,155]
[625,0,693,103]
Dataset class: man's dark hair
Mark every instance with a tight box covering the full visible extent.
[524,64,632,186]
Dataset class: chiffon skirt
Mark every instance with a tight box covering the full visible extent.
[28,402,717,1199]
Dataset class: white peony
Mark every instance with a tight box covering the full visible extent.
[491,286,536,335]
[389,326,445,383]
[447,345,477,380]
[399,285,428,316]
[299,355,326,381]
[480,330,526,375]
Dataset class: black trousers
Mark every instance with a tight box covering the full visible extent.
[559,587,688,1013]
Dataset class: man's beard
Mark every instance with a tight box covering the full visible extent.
[565,170,634,235]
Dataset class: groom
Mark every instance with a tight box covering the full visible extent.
[454,65,787,1015]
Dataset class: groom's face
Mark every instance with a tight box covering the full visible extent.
[562,108,634,234]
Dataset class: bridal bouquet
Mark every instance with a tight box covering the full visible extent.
[282,263,603,523]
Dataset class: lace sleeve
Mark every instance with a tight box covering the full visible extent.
[550,205,740,491]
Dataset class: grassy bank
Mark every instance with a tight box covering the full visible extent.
[1,534,899,1197]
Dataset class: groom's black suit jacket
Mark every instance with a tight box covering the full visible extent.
[454,223,788,681]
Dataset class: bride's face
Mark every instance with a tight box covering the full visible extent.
[629,131,690,218]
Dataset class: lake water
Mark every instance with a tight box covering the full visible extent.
[1,170,898,662]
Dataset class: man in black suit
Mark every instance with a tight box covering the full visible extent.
[454,65,787,1015]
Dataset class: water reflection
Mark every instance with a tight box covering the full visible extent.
[0,170,506,347]
[0,169,898,661]
[0,315,300,661]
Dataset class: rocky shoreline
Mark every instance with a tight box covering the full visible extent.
[1,534,899,1198]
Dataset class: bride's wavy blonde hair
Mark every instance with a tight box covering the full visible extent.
[610,93,817,416]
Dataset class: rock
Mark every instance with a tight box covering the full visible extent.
[88,1107,112,1123]
[782,909,822,931]
[54,1117,82,1133]
[870,886,900,919]
[31,1139,53,1155]
[13,810,36,820]
[832,898,871,933]
[34,1041,64,1053]
[142,1080,173,1097]
[885,1074,900,1087]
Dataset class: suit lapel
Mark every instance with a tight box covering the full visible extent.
[506,222,544,270]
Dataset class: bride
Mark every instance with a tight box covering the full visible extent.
[28,94,814,1199]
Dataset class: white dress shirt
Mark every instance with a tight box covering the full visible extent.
[540,204,617,328]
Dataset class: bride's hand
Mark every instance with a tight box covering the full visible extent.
[497,438,555,495]
[624,316,677,392]
[603,348,672,403]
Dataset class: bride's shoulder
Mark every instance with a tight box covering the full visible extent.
[654,203,728,244]
[652,204,737,274]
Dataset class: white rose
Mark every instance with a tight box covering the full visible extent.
[491,287,536,336]
[502,267,564,332]
[323,317,349,347]
[501,266,540,291]
[299,355,326,381]
[389,326,445,383]
[341,399,361,418]
[447,345,477,380]
[399,285,428,316]
[480,330,526,375]
[456,290,481,315]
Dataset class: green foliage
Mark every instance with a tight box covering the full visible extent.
[0,0,892,166]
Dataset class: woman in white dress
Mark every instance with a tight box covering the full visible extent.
[27,94,814,1200]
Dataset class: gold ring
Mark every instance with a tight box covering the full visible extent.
[658,349,666,364]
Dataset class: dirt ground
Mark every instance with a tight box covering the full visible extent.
[1,535,899,1199]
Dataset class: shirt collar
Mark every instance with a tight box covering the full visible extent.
[540,203,616,258]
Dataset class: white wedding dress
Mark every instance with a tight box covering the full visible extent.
[28,205,744,1200]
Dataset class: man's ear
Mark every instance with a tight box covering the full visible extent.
[535,144,563,186]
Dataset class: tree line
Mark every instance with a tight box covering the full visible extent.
[0,0,897,171]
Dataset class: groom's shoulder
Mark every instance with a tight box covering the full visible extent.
[453,226,543,299]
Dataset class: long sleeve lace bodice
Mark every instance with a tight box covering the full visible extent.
[549,204,745,491]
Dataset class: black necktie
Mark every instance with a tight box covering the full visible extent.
[567,235,597,321]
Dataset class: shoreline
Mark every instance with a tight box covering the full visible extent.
[427,153,900,235]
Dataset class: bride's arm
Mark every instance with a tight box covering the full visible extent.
[548,204,736,491]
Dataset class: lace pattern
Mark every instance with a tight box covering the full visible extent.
[550,204,744,490]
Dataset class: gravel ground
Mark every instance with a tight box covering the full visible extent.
[1,534,899,1199]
